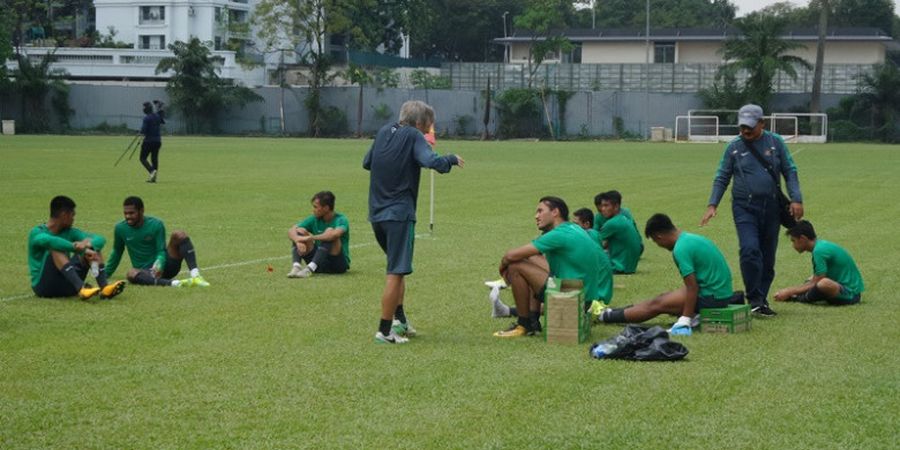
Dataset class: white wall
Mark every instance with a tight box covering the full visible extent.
[677,42,722,63]
[582,42,648,63]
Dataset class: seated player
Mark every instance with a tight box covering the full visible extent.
[773,220,864,305]
[573,207,602,245]
[494,196,613,338]
[596,191,643,274]
[28,195,126,300]
[105,196,209,287]
[287,190,350,278]
[599,213,738,334]
[593,190,636,231]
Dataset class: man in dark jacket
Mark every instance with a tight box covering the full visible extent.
[363,100,464,344]
[700,104,804,317]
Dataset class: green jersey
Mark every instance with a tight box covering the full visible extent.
[811,240,864,297]
[598,213,642,274]
[533,222,613,303]
[586,228,602,247]
[298,213,351,265]
[105,216,167,277]
[672,232,733,300]
[28,224,106,287]
[593,206,634,231]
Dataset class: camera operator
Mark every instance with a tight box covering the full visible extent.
[139,100,166,183]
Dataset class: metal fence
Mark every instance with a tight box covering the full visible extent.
[443,62,876,95]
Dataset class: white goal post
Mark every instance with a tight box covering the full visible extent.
[675,110,828,143]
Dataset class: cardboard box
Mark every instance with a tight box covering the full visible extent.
[544,278,591,344]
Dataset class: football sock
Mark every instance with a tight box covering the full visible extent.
[189,268,200,278]
[291,246,303,265]
[307,262,318,272]
[508,307,518,316]
[516,315,531,329]
[799,285,827,303]
[179,238,198,270]
[94,265,109,288]
[61,261,85,290]
[529,311,542,331]
[601,307,627,323]
[379,319,393,336]
[133,270,172,286]
[394,304,407,324]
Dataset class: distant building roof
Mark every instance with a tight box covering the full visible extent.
[496,27,894,43]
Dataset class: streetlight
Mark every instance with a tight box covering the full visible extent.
[502,11,509,63]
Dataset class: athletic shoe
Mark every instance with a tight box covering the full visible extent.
[489,286,511,318]
[691,314,701,328]
[189,276,210,287]
[287,266,304,278]
[484,278,508,289]
[752,305,777,317]
[100,280,126,299]
[291,267,312,278]
[374,330,409,344]
[392,319,417,337]
[78,284,100,300]
[147,170,157,183]
[493,323,528,338]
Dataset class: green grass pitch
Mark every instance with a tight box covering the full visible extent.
[0,135,897,448]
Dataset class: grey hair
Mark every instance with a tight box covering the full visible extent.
[398,100,435,127]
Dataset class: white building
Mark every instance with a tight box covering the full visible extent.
[93,0,253,53]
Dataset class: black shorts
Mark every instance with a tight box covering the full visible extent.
[32,255,86,298]
[161,256,182,279]
[302,246,349,274]
[695,293,738,312]
[372,221,415,275]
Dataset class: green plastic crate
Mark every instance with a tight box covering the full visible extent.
[699,304,752,333]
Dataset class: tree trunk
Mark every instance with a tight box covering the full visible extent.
[810,1,828,114]
[481,75,491,140]
[356,83,363,137]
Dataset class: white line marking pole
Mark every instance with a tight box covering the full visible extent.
[429,170,435,234]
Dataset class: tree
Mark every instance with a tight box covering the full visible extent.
[406,0,526,62]
[254,0,401,136]
[855,63,900,141]
[810,0,829,115]
[155,38,262,134]
[592,0,736,29]
[343,63,371,137]
[719,14,812,110]
[1,11,14,119]
[11,51,71,132]
[514,0,574,88]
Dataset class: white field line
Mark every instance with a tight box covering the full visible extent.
[0,233,434,303]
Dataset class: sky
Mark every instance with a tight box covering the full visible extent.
[733,0,900,16]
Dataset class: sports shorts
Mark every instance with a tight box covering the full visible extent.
[301,245,349,274]
[33,255,86,298]
[372,220,415,275]
[828,284,861,305]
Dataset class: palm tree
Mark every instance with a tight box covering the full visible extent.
[856,63,900,142]
[719,14,812,110]
[13,51,71,132]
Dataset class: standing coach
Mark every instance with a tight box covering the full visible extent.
[700,104,804,317]
[363,100,464,344]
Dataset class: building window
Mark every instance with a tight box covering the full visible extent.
[140,6,165,24]
[562,43,582,63]
[214,36,222,50]
[654,42,675,63]
[215,7,223,24]
[139,35,166,50]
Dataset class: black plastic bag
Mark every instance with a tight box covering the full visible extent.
[590,325,689,361]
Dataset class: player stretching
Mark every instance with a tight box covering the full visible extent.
[28,196,126,300]
[105,196,209,287]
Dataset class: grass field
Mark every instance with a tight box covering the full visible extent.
[0,135,898,449]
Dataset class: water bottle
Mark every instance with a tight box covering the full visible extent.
[90,261,100,278]
[590,342,618,359]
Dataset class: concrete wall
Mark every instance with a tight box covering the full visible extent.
[677,42,722,63]
[582,42,648,63]
[40,84,844,139]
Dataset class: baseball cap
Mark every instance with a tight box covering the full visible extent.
[737,104,764,128]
